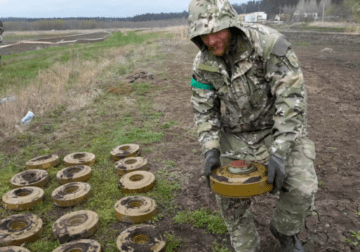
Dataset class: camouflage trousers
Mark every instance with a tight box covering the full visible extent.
[215,130,318,252]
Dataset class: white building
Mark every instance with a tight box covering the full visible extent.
[239,12,267,23]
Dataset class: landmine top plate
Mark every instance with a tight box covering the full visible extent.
[209,160,273,198]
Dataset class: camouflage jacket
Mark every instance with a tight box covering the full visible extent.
[188,0,308,160]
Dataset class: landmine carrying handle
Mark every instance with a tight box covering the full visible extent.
[209,160,273,198]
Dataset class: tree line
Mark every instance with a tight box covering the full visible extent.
[1,0,358,31]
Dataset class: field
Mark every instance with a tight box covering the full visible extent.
[0,24,359,252]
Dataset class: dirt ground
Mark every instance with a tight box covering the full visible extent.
[0,32,110,56]
[2,29,360,251]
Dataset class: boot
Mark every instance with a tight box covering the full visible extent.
[269,222,304,252]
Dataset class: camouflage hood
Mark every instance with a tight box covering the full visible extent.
[188,0,245,51]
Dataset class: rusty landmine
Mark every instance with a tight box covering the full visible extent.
[110,144,140,161]
[52,182,91,207]
[26,154,60,170]
[118,171,155,194]
[52,239,101,252]
[57,165,92,184]
[0,246,31,252]
[63,152,95,167]
[52,210,99,244]
[115,196,157,223]
[209,160,273,198]
[115,157,148,177]
[2,186,44,211]
[116,225,166,252]
[10,169,49,188]
[0,213,43,246]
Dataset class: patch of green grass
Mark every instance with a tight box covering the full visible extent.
[28,239,61,251]
[174,208,227,234]
[345,230,360,246]
[294,41,311,47]
[164,231,183,252]
[133,82,152,95]
[211,239,231,252]
[0,31,165,93]
[318,181,325,187]
[0,29,181,250]
[299,25,346,33]
[111,126,163,146]
[163,160,176,168]
[161,120,177,129]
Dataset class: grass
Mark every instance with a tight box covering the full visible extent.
[318,181,325,187]
[0,31,164,94]
[345,230,360,247]
[0,28,188,251]
[211,239,231,252]
[164,231,184,252]
[0,26,229,251]
[173,207,227,234]
[294,41,311,47]
[291,23,346,33]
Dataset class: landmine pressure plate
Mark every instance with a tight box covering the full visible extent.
[209,160,273,198]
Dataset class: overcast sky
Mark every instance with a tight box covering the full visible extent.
[0,0,248,19]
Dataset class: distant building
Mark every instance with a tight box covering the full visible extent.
[293,11,319,22]
[239,12,267,23]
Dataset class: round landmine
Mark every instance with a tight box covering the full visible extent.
[115,157,148,177]
[0,247,31,252]
[115,196,157,223]
[0,213,43,246]
[110,144,140,161]
[53,210,99,244]
[118,171,155,194]
[2,186,44,211]
[52,182,91,207]
[57,165,92,184]
[63,152,95,167]
[209,160,273,198]
[26,154,60,170]
[52,239,101,252]
[116,225,166,252]
[10,169,49,188]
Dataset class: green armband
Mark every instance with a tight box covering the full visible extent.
[190,78,213,90]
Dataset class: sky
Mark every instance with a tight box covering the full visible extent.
[0,0,248,19]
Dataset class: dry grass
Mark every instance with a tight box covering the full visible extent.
[0,38,161,139]
[134,25,189,41]
[309,21,360,33]
[164,25,189,41]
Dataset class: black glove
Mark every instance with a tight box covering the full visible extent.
[204,149,221,188]
[267,154,289,194]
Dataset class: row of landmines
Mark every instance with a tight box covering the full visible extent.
[0,144,166,252]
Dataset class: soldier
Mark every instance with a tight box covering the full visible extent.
[188,0,318,251]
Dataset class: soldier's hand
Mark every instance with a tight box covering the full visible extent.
[204,149,221,188]
[267,154,289,194]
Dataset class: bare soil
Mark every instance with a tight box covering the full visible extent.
[0,32,110,56]
[2,30,360,251]
[144,31,360,252]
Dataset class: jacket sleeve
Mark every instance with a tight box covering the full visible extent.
[191,53,222,155]
[265,46,308,160]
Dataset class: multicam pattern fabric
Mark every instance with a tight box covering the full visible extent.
[188,0,308,160]
[188,0,318,251]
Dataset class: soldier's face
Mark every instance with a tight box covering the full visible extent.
[200,28,232,57]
